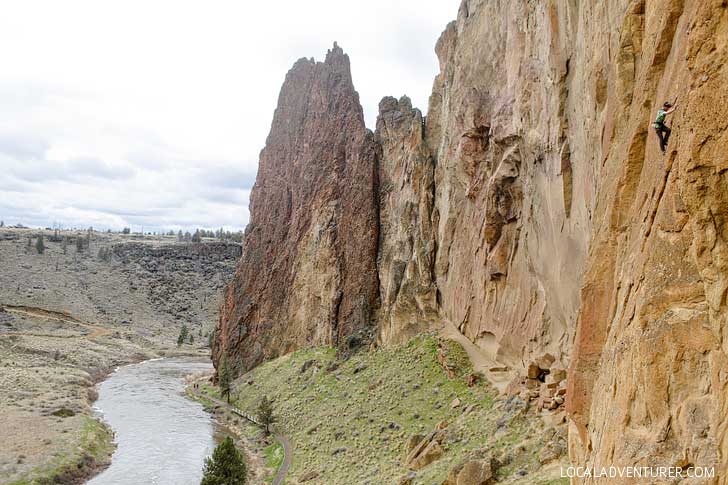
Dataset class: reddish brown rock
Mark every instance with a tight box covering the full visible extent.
[213,43,380,373]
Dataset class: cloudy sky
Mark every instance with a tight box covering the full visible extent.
[0,1,459,232]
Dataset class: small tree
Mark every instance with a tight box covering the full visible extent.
[177,324,189,347]
[62,236,68,254]
[76,236,84,253]
[257,396,277,435]
[200,436,247,485]
[0,220,4,227]
[26,236,32,251]
[177,230,183,242]
[35,235,45,254]
[192,229,202,243]
[122,227,131,234]
[218,355,232,403]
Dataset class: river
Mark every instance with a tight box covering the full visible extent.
[88,357,221,485]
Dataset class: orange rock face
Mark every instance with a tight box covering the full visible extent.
[217,0,728,479]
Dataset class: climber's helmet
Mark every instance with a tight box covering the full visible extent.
[663,101,673,108]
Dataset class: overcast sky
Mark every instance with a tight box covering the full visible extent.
[0,1,459,232]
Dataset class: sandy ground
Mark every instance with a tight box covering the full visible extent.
[440,320,515,393]
[0,228,240,484]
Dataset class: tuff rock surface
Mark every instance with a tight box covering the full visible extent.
[217,0,728,479]
[213,43,380,371]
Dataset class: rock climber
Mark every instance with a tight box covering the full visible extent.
[653,100,678,153]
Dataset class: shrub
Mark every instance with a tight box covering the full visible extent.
[35,235,45,254]
[177,324,189,347]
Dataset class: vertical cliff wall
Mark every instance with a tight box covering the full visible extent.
[216,0,728,478]
[566,0,728,480]
[423,0,592,371]
[375,96,439,344]
[213,44,380,371]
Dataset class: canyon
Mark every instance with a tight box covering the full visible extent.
[215,0,728,482]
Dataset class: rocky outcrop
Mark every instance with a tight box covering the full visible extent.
[375,96,438,344]
[218,0,728,479]
[214,43,380,372]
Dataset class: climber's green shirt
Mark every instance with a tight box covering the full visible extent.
[654,109,667,126]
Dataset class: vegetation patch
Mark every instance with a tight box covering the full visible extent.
[50,408,76,418]
[263,442,284,481]
[9,416,115,485]
[200,334,565,484]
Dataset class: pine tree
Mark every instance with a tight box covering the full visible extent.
[200,436,247,485]
[177,324,189,347]
[192,229,202,243]
[35,235,45,254]
[218,355,232,403]
[257,396,277,435]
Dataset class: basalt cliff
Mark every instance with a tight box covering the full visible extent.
[215,0,728,480]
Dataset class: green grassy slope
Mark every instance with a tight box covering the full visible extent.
[201,335,566,484]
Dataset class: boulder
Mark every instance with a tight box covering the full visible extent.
[534,353,555,370]
[407,440,444,470]
[456,459,496,485]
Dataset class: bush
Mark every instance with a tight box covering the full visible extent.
[177,324,189,347]
[98,247,112,262]
[35,235,45,254]
[201,436,247,485]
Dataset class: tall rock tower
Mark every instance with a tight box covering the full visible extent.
[213,43,380,372]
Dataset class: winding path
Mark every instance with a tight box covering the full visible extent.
[0,304,112,339]
[196,392,292,484]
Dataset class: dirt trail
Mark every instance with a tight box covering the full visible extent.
[440,320,514,392]
[0,304,112,339]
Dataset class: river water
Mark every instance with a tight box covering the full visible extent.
[88,358,221,485]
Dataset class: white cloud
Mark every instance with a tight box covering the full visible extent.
[0,0,459,231]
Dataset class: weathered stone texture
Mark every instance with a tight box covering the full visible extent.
[375,95,438,345]
[217,0,728,479]
[214,44,380,372]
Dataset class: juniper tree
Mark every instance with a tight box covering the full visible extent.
[177,324,189,347]
[62,236,68,254]
[35,235,45,254]
[256,396,277,435]
[218,354,232,403]
[200,436,247,485]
